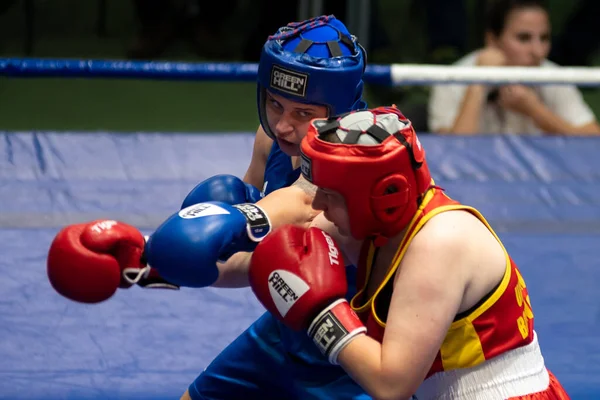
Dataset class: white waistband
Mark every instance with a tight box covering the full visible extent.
[415,332,549,400]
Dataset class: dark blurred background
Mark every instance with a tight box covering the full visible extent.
[1,0,598,132]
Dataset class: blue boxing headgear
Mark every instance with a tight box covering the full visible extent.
[257,15,367,140]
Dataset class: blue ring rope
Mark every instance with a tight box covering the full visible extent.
[0,58,393,86]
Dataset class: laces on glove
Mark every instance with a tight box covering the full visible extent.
[122,264,151,285]
[121,236,180,290]
[122,265,180,290]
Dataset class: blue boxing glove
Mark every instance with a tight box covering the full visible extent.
[145,201,270,288]
[181,174,263,209]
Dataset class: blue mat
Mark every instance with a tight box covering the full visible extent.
[1,132,599,399]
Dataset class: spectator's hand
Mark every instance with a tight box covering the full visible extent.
[476,47,507,66]
[498,85,541,115]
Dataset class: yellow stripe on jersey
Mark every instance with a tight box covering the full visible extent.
[350,243,377,313]
[440,319,486,370]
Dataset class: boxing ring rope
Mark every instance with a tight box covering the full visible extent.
[3,57,600,86]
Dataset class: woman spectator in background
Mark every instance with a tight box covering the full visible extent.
[428,0,600,135]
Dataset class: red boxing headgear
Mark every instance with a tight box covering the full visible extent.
[300,106,432,244]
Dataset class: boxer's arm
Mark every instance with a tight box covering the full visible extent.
[335,216,469,400]
[211,179,321,288]
[243,125,271,190]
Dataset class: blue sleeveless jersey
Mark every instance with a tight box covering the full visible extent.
[262,141,301,196]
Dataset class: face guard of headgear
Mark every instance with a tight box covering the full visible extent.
[300,106,432,245]
[257,15,367,140]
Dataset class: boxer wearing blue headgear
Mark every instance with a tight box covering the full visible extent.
[44,14,371,400]
[257,14,366,147]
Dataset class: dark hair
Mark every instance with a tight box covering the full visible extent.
[485,0,549,36]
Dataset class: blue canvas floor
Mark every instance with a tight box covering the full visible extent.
[1,132,598,399]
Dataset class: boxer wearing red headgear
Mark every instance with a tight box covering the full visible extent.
[249,106,570,399]
[301,105,432,245]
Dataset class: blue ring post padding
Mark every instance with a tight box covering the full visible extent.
[0,57,392,85]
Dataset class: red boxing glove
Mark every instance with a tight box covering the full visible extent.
[249,225,366,364]
[47,220,178,304]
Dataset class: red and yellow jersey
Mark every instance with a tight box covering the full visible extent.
[350,187,535,377]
